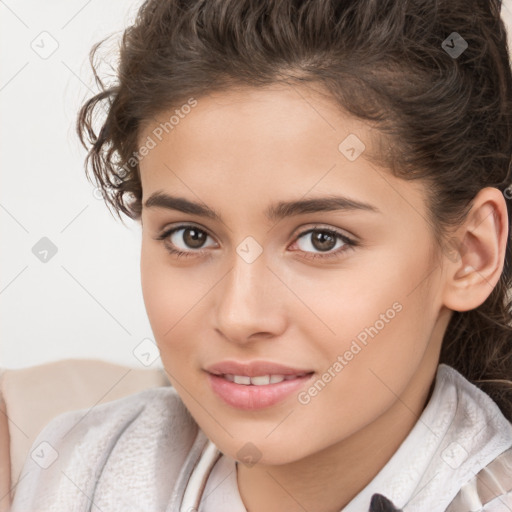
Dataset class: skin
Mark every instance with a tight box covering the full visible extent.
[137,83,508,512]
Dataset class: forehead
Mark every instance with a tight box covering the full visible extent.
[137,83,375,163]
[137,84,429,224]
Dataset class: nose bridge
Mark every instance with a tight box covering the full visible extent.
[214,240,284,341]
[222,246,270,313]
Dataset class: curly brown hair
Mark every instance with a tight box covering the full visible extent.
[77,0,512,420]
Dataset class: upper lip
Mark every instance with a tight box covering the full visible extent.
[204,360,314,377]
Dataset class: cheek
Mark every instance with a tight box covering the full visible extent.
[140,244,200,350]
[140,265,202,390]
[291,252,417,350]
[314,253,437,411]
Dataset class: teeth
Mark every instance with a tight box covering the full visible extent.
[226,374,288,385]
[233,375,251,385]
[250,375,271,385]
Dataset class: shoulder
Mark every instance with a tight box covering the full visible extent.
[30,385,198,452]
[10,386,201,510]
[437,365,512,511]
[438,364,512,438]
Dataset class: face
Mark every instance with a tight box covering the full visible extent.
[138,83,447,465]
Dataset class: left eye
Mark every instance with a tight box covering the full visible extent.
[289,227,357,260]
[293,228,349,254]
[155,224,357,260]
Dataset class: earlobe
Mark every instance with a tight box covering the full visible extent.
[442,188,508,312]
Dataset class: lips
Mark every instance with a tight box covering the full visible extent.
[204,360,313,378]
[204,360,315,410]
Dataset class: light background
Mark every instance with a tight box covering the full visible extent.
[2,0,512,369]
[0,0,162,369]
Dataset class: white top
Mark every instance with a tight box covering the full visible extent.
[9,364,512,512]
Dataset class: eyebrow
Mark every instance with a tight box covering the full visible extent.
[143,191,380,222]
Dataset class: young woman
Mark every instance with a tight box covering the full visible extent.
[9,0,512,510]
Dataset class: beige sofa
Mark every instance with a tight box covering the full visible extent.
[0,359,170,511]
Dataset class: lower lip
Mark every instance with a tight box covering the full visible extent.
[206,372,314,410]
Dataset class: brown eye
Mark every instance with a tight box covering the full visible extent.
[155,224,217,257]
[181,227,208,249]
[291,226,357,261]
[310,231,337,252]
[296,229,344,253]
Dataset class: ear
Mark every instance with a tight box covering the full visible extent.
[441,187,509,312]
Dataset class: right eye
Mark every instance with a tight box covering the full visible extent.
[155,224,217,258]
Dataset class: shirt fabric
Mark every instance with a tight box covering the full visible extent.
[9,364,512,512]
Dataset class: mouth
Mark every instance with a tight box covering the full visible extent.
[204,359,314,378]
[205,371,315,410]
[214,372,313,385]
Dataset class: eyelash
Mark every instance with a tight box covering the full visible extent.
[154,224,358,261]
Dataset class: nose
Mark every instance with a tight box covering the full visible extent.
[213,249,287,345]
